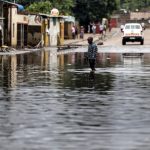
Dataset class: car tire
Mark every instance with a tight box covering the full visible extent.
[122,39,126,45]
[140,39,144,45]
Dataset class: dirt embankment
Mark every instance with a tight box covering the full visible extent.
[63,28,120,47]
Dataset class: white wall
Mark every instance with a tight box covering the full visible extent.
[49,17,60,46]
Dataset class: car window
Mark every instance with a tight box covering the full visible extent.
[125,25,130,29]
[131,25,140,29]
[135,25,141,29]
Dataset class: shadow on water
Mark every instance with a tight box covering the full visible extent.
[0,49,150,150]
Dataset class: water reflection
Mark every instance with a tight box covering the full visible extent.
[89,71,95,81]
[122,53,144,65]
[0,50,150,150]
[0,55,17,88]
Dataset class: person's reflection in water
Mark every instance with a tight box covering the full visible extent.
[89,71,95,81]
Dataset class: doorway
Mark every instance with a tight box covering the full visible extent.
[17,24,28,48]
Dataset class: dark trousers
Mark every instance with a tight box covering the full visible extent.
[72,33,75,39]
[89,59,96,70]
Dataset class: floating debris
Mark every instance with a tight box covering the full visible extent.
[0,45,16,52]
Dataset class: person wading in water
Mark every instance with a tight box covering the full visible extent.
[87,37,98,71]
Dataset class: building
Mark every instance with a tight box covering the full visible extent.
[39,13,64,47]
[63,16,75,39]
[0,0,28,48]
[28,13,65,47]
[0,17,4,46]
[0,1,65,48]
[27,14,42,47]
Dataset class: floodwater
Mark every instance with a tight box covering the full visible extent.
[0,49,150,150]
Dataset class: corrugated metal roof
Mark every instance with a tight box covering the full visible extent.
[0,0,24,11]
[0,0,17,6]
[39,13,64,18]
[63,16,75,23]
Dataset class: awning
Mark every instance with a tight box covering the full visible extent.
[16,4,24,11]
[63,16,75,23]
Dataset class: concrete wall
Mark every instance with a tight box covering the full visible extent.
[11,7,28,46]
[49,17,60,46]
[114,12,150,28]
[28,15,42,47]
[0,19,4,46]
[130,12,150,20]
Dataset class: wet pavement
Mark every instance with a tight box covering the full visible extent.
[0,49,150,150]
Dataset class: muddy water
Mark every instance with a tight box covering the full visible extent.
[0,50,150,150]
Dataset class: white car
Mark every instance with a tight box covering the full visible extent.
[122,23,144,45]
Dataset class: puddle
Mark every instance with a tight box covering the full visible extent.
[0,50,150,150]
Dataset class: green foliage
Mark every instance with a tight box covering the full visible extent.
[25,0,74,15]
[23,0,118,25]
[51,0,75,15]
[26,1,52,14]
[9,0,150,25]
[73,0,117,25]
[120,0,150,11]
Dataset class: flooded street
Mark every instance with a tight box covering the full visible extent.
[0,49,150,150]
